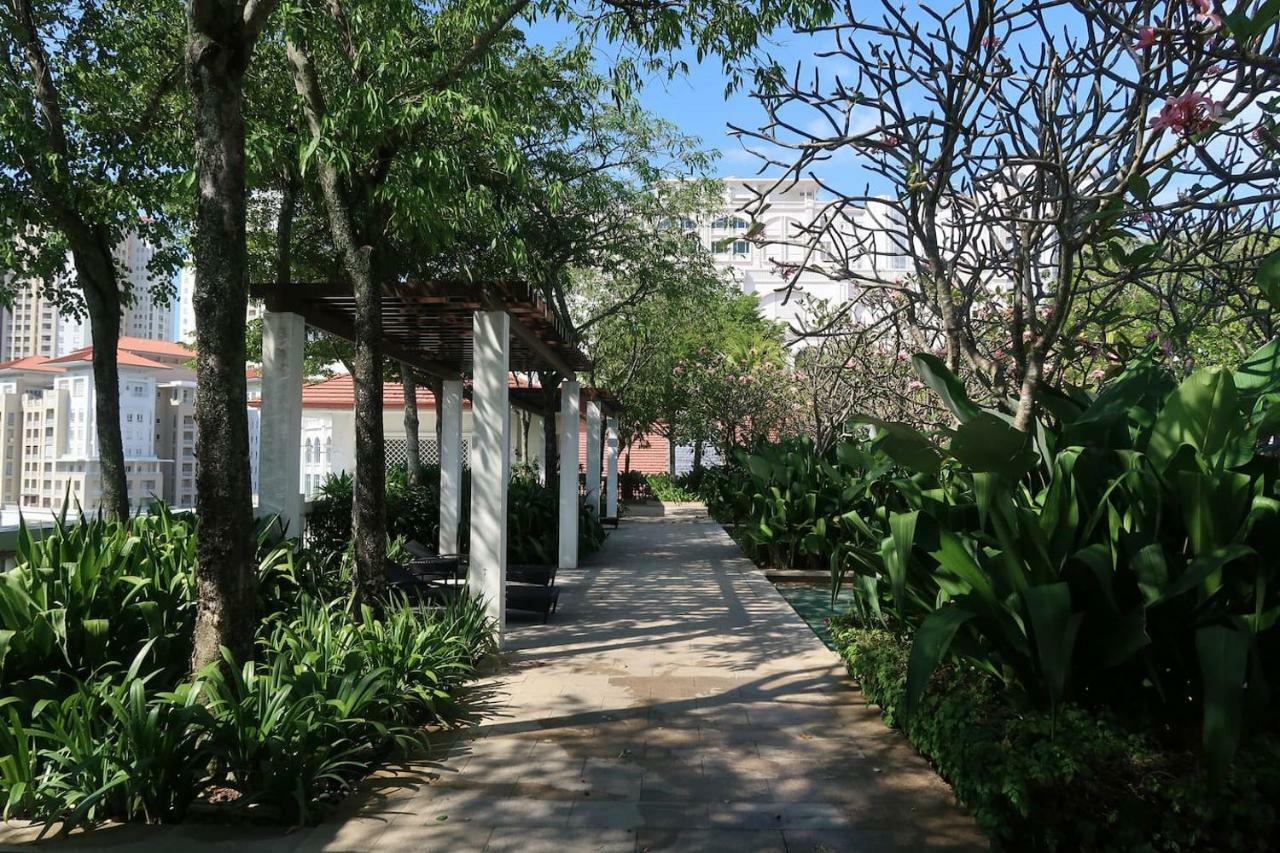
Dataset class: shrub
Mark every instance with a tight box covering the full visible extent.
[832,619,1280,852]
[0,510,496,832]
[731,344,1280,776]
[645,473,696,502]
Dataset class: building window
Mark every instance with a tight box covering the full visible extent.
[732,240,750,256]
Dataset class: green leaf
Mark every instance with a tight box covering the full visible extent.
[904,605,975,718]
[1021,583,1082,718]
[948,414,1039,479]
[929,530,997,605]
[1257,247,1280,310]
[1196,625,1249,782]
[854,416,942,474]
[912,354,982,423]
[1233,338,1280,395]
[1147,369,1247,472]
[887,511,919,615]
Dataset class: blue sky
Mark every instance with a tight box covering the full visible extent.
[521,16,852,184]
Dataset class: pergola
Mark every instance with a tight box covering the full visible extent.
[250,280,620,644]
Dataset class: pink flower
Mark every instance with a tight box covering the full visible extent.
[1150,92,1222,135]
[981,36,1001,49]
[1089,368,1106,381]
[672,366,684,376]
[1135,26,1157,49]
[896,350,910,362]
[907,380,924,392]
[1190,0,1222,29]
[880,134,902,148]
[993,348,1006,361]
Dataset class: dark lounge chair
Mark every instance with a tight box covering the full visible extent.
[403,539,462,583]
[506,584,560,622]
[507,564,556,587]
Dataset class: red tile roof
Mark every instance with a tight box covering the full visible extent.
[299,373,442,410]
[48,348,175,370]
[115,337,195,358]
[297,373,546,410]
[0,355,65,374]
[48,337,195,367]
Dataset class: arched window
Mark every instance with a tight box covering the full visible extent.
[324,436,332,464]
[304,439,313,465]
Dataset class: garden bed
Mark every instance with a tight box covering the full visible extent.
[831,617,1280,852]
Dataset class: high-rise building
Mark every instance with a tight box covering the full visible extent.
[2,230,176,362]
[2,271,68,361]
[0,338,240,514]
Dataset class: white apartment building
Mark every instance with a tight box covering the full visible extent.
[691,177,912,336]
[0,338,255,514]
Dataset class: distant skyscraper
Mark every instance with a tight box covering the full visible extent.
[177,264,263,345]
[3,230,175,361]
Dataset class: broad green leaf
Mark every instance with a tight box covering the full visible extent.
[929,530,997,605]
[912,353,982,423]
[1021,583,1082,717]
[1258,247,1280,310]
[1196,625,1249,781]
[1233,338,1280,394]
[904,605,975,718]
[949,414,1039,479]
[887,511,918,615]
[1147,369,1247,472]
[854,416,943,474]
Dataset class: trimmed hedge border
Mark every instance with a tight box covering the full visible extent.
[831,618,1280,852]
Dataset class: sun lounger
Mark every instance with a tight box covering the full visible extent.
[506,584,560,622]
[507,564,556,586]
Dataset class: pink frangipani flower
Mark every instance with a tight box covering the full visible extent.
[1191,0,1222,29]
[1150,92,1222,135]
[1135,26,1157,49]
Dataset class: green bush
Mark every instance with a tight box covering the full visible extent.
[730,343,1280,778]
[832,619,1280,852]
[0,510,495,831]
[645,473,696,502]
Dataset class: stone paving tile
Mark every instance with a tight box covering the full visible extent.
[635,827,787,853]
[484,826,635,852]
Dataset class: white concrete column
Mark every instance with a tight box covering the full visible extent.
[469,311,510,641]
[438,378,463,555]
[558,380,580,569]
[584,399,602,517]
[606,417,619,520]
[259,311,305,537]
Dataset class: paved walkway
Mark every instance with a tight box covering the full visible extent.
[5,518,984,852]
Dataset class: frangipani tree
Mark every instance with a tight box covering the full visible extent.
[732,0,1280,431]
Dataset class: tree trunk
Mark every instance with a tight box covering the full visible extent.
[287,37,386,608]
[185,1,263,672]
[1012,354,1043,433]
[421,373,444,451]
[402,363,423,487]
[667,430,677,476]
[69,242,130,521]
[539,372,561,489]
[692,440,703,475]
